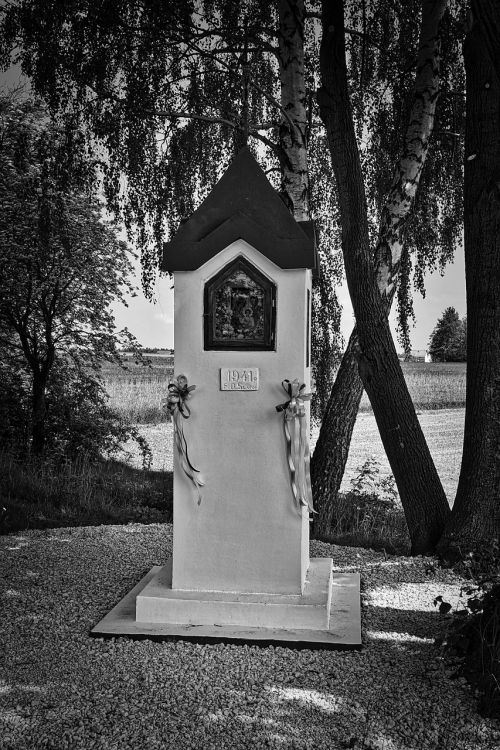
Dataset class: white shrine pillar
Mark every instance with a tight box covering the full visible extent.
[87,149,360,645]
[171,240,311,595]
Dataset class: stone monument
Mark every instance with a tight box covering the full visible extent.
[92,149,360,646]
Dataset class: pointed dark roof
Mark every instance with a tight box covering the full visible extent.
[162,148,317,272]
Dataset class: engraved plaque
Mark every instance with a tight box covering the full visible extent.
[220,367,259,391]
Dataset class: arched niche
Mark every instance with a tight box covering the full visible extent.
[203,255,276,351]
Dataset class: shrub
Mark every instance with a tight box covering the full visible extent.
[324,457,409,553]
[349,455,399,506]
[0,362,30,454]
[0,357,151,470]
[42,363,152,467]
[436,541,500,718]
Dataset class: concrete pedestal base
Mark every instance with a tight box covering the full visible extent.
[91,560,361,649]
[137,558,332,630]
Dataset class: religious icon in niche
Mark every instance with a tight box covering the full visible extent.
[204,257,276,350]
[215,270,264,340]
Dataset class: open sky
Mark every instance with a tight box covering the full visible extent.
[1,66,466,353]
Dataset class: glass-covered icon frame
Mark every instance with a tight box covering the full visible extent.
[204,256,276,351]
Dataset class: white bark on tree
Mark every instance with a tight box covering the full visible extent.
[312,0,449,542]
[278,0,310,221]
[316,0,450,553]
[375,0,448,299]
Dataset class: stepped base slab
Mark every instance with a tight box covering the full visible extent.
[136,558,332,630]
[91,561,361,649]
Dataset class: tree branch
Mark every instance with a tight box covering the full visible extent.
[175,32,297,134]
[152,108,286,163]
[305,10,383,49]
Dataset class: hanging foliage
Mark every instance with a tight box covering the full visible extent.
[0,0,464,411]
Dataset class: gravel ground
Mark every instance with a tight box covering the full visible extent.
[1,525,499,750]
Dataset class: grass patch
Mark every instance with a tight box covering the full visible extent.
[314,456,411,554]
[0,450,172,534]
[104,376,172,424]
[318,409,465,505]
[321,490,411,554]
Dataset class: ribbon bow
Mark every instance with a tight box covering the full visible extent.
[163,374,204,504]
[276,379,316,514]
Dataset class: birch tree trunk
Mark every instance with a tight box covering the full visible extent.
[438,3,500,557]
[312,0,449,543]
[277,0,309,221]
[316,0,450,554]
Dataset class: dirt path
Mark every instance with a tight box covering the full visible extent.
[331,409,464,504]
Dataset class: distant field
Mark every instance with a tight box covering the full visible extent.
[103,356,466,424]
[101,353,174,381]
[359,361,466,411]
